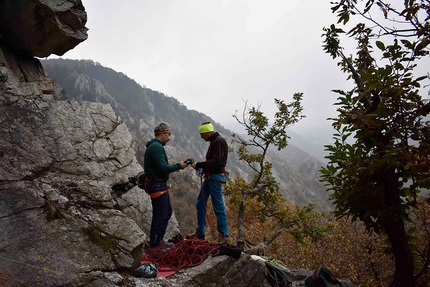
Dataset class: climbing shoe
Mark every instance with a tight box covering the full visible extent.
[149,245,170,253]
[161,239,175,248]
[218,232,229,245]
[185,231,205,240]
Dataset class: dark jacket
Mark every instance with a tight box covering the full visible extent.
[196,132,228,174]
[144,138,181,181]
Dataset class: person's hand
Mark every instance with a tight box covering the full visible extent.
[179,162,187,169]
[191,162,197,169]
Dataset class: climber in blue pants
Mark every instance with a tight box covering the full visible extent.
[188,122,229,244]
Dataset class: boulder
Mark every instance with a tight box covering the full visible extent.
[0,0,88,57]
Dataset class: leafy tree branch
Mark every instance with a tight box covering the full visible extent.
[321,1,429,286]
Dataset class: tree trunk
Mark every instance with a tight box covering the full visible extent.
[237,192,247,250]
[382,169,416,287]
[382,216,415,287]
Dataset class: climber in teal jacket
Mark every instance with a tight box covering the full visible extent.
[144,139,182,181]
[144,122,188,251]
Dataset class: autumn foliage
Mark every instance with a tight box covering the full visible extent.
[221,195,429,286]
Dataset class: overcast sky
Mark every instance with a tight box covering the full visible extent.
[52,0,354,134]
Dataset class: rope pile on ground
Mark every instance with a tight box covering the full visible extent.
[142,238,221,272]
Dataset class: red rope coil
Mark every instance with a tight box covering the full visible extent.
[145,238,220,271]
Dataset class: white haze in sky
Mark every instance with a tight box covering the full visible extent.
[51,0,354,135]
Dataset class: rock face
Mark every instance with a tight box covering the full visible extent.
[0,0,88,57]
[1,0,155,286]
[0,50,157,285]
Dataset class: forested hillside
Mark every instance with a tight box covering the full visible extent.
[41,58,333,232]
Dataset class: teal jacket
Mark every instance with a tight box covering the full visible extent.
[144,138,181,181]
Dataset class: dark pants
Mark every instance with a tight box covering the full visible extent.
[149,191,172,247]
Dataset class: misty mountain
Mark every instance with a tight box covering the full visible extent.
[285,128,331,164]
[41,59,334,219]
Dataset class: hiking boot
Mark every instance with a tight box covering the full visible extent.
[185,231,205,240]
[218,232,228,245]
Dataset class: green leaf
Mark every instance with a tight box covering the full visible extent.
[400,39,414,49]
[415,75,428,82]
[375,41,385,51]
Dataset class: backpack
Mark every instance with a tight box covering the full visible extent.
[264,258,293,287]
[305,266,342,287]
[111,176,139,193]
[137,173,147,190]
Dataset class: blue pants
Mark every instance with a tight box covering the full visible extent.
[195,173,228,237]
[149,192,172,247]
